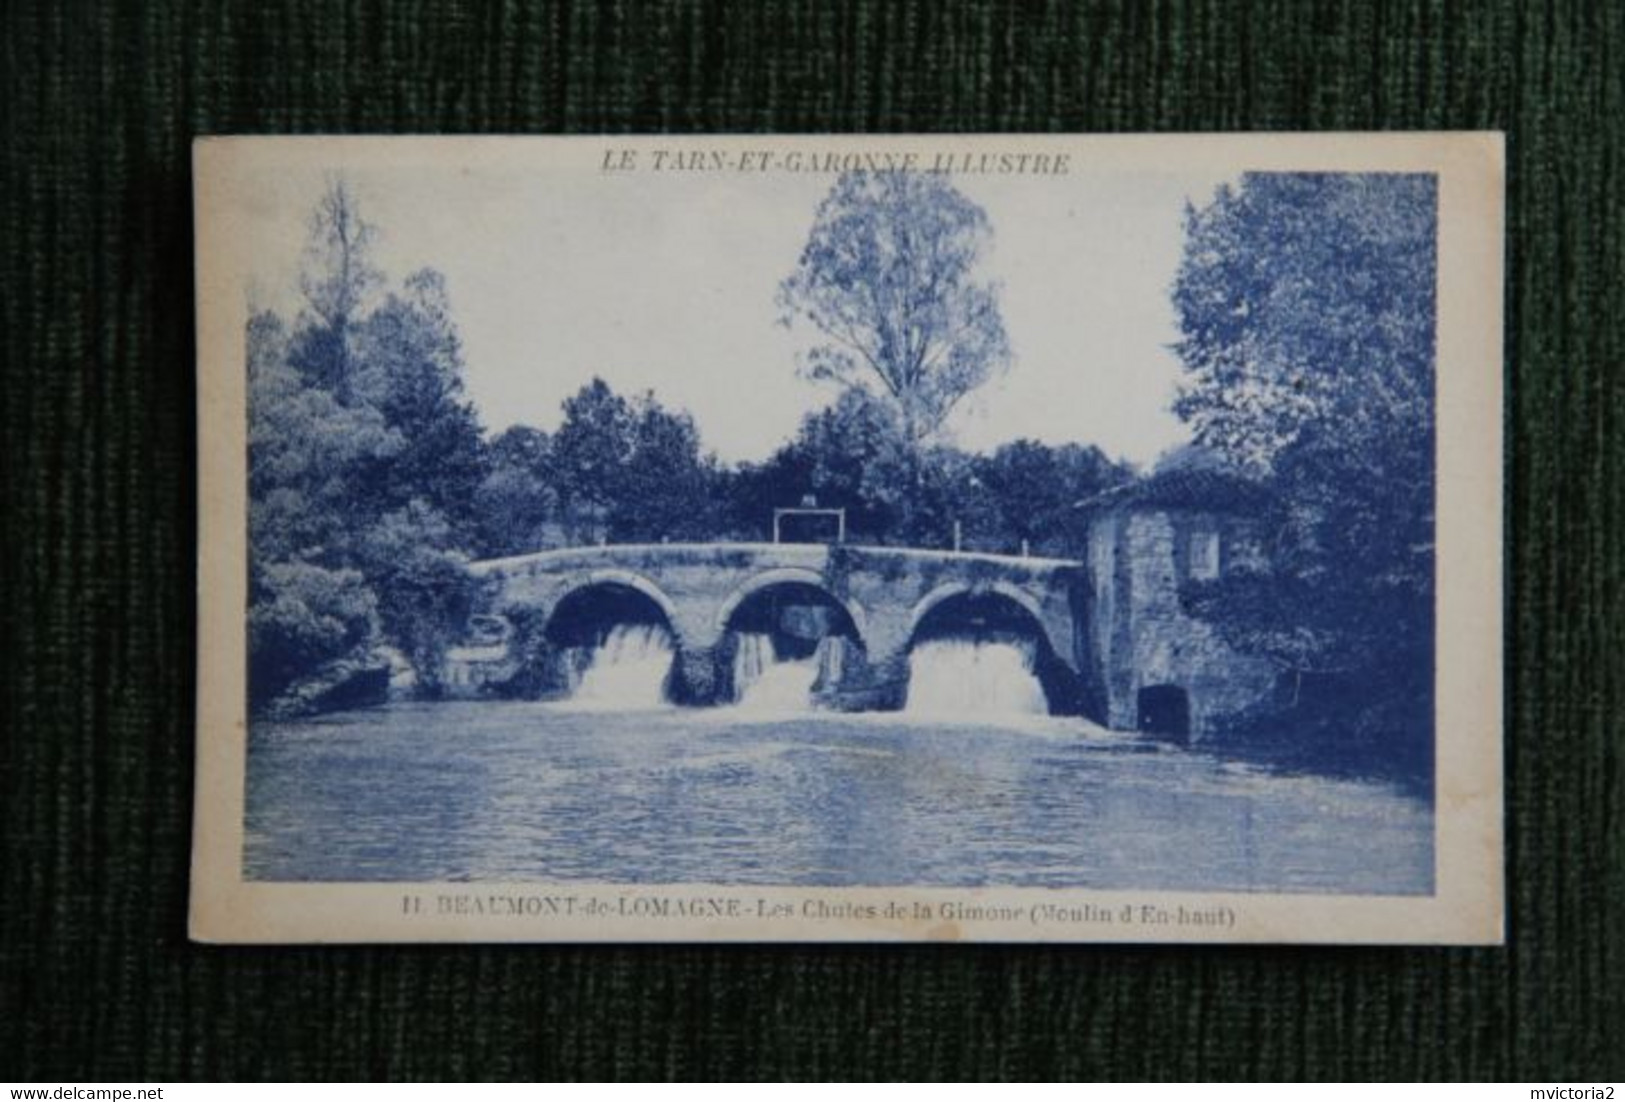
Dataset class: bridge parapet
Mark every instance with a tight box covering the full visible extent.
[470,540,1080,572]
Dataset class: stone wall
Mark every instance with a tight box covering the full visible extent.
[1088,508,1276,741]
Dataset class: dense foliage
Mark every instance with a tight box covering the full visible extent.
[720,387,1127,550]
[1171,173,1438,771]
[248,180,486,712]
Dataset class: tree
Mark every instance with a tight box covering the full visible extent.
[246,309,402,563]
[796,387,915,537]
[1172,173,1436,474]
[248,560,378,710]
[289,177,383,399]
[548,378,719,544]
[778,171,1012,446]
[351,268,488,530]
[549,378,636,543]
[1170,172,1437,760]
[721,393,1131,551]
[614,396,719,542]
[729,388,917,543]
[352,501,476,700]
[974,440,1129,555]
[245,181,490,712]
[717,448,815,542]
[473,426,558,557]
[912,445,1002,551]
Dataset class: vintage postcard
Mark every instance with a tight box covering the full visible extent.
[191,134,1503,943]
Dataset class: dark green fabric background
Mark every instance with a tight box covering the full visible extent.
[2,0,1620,1082]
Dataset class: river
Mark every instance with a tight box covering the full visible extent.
[244,699,1433,893]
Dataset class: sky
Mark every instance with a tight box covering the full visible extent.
[243,151,1236,468]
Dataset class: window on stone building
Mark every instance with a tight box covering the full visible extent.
[1189,529,1221,580]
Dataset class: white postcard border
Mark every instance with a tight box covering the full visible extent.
[190,133,1504,944]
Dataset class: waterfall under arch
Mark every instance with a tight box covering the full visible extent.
[545,581,677,708]
[904,590,1065,718]
[721,580,865,712]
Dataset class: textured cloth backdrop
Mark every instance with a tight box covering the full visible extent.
[2,0,1621,1082]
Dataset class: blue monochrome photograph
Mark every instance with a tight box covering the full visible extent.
[192,136,1505,941]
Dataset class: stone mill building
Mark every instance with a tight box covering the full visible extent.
[1073,464,1278,742]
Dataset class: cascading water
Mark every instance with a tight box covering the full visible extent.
[731,633,772,696]
[905,638,1049,718]
[568,622,674,708]
[731,632,821,713]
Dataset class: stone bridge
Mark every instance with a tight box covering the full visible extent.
[465,542,1096,714]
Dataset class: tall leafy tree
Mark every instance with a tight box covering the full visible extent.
[975,440,1129,555]
[473,426,558,557]
[352,268,488,530]
[549,378,636,543]
[247,310,403,563]
[615,396,719,543]
[1171,172,1437,756]
[288,177,383,399]
[778,171,1012,446]
[247,180,486,711]
[547,378,719,544]
[1173,173,1436,474]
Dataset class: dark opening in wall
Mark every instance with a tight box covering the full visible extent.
[1138,683,1191,742]
[545,583,672,648]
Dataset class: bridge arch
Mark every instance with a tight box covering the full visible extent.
[904,582,1086,717]
[544,569,681,645]
[906,581,1058,655]
[713,567,869,641]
